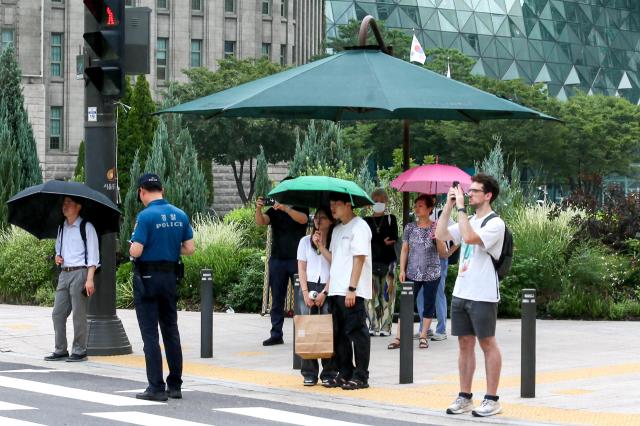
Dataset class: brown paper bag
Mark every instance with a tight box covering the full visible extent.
[294,313,334,360]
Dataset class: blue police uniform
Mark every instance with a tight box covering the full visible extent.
[132,198,193,394]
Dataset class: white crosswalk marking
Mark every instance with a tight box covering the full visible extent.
[86,411,214,425]
[115,388,193,394]
[0,416,45,425]
[0,376,163,407]
[0,369,68,374]
[0,401,35,411]
[214,407,371,426]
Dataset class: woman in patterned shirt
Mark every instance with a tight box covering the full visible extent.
[388,194,447,349]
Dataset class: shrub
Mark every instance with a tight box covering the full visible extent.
[34,284,55,307]
[116,262,134,309]
[0,227,56,304]
[222,249,266,313]
[222,207,266,249]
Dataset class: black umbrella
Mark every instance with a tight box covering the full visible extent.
[7,180,121,239]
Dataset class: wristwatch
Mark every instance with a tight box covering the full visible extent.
[457,207,467,213]
[348,286,357,292]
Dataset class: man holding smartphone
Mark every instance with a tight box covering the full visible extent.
[435,174,505,418]
[255,177,309,346]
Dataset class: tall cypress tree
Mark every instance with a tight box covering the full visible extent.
[119,150,142,256]
[0,104,19,229]
[174,128,207,219]
[0,45,42,189]
[254,145,270,200]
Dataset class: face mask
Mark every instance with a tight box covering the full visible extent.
[372,202,386,213]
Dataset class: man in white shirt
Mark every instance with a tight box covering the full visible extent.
[322,192,372,390]
[435,174,505,417]
[45,196,99,363]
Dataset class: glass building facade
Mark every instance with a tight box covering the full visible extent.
[325,0,640,103]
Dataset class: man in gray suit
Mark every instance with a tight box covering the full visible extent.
[45,196,99,362]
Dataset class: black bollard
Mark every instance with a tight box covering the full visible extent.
[521,288,536,398]
[292,274,301,370]
[399,281,414,384]
[200,269,213,358]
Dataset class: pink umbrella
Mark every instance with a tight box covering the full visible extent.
[390,164,472,194]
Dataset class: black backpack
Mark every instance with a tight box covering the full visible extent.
[480,213,513,280]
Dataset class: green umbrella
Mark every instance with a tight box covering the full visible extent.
[268,176,374,208]
[159,47,556,122]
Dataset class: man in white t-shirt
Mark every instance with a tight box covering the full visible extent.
[435,173,505,418]
[320,192,372,390]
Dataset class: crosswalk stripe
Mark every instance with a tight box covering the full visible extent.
[0,376,163,407]
[115,388,193,394]
[86,411,214,425]
[0,416,45,425]
[214,407,371,426]
[0,401,35,411]
[0,369,68,374]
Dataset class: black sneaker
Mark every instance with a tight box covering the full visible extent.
[167,388,182,399]
[262,336,284,346]
[136,390,168,402]
[66,353,87,362]
[303,377,317,386]
[44,351,68,361]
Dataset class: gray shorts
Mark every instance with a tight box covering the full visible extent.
[451,296,498,339]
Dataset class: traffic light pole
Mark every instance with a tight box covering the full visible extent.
[84,4,131,356]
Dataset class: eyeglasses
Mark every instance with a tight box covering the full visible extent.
[466,189,485,195]
[314,216,328,221]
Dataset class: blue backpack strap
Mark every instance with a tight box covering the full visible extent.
[79,219,88,266]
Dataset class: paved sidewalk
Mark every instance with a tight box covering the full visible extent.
[1,304,639,426]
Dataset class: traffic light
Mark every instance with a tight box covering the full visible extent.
[83,0,125,98]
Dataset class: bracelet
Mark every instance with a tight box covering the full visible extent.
[348,286,357,292]
[457,207,467,213]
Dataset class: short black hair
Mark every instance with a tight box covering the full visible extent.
[328,192,351,205]
[472,173,500,203]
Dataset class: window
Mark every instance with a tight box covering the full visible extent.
[262,0,271,15]
[191,0,202,11]
[191,39,202,67]
[157,38,168,80]
[261,43,270,58]
[280,44,286,65]
[224,40,235,58]
[157,0,168,9]
[125,0,136,6]
[224,0,235,13]
[51,0,63,3]
[293,0,297,17]
[281,0,288,17]
[1,29,15,53]
[50,107,62,150]
[51,33,63,77]
[291,45,296,64]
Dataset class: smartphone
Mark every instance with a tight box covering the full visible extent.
[263,197,276,206]
[451,180,460,201]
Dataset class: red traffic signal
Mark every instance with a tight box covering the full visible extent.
[83,0,121,26]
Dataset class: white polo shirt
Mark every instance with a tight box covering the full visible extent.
[328,216,372,300]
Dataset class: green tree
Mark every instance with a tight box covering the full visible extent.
[254,145,271,199]
[168,57,298,204]
[73,140,85,182]
[119,150,141,256]
[0,105,19,229]
[0,45,41,189]
[423,47,475,81]
[173,128,208,219]
[119,75,156,198]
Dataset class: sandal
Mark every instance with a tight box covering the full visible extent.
[321,376,346,388]
[341,379,369,390]
[387,338,401,350]
[419,337,429,349]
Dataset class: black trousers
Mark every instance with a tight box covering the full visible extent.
[299,283,337,381]
[268,258,297,339]
[331,295,370,383]
[133,269,183,393]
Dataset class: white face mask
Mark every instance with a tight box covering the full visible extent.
[372,202,386,213]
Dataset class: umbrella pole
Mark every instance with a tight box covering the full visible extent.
[402,119,410,228]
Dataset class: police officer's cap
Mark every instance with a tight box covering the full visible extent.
[137,173,163,191]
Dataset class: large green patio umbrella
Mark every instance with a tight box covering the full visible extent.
[158,16,557,223]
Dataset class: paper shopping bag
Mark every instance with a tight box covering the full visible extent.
[294,313,334,359]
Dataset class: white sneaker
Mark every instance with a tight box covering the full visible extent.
[446,396,474,414]
[431,333,447,341]
[472,399,502,417]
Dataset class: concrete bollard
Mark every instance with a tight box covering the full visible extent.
[399,281,414,384]
[521,288,536,398]
[200,269,213,358]
[292,274,301,370]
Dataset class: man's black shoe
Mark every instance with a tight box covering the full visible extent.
[168,388,182,399]
[44,351,68,361]
[65,353,87,362]
[262,336,284,346]
[136,390,168,402]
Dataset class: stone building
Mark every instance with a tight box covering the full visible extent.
[0,0,323,185]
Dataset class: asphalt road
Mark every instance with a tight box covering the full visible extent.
[0,360,434,426]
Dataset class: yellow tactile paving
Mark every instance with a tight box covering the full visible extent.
[93,355,640,426]
[553,389,594,396]
[234,351,268,357]
[2,323,34,331]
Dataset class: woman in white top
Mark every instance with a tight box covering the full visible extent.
[297,205,337,386]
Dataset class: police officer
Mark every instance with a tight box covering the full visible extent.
[130,173,195,402]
